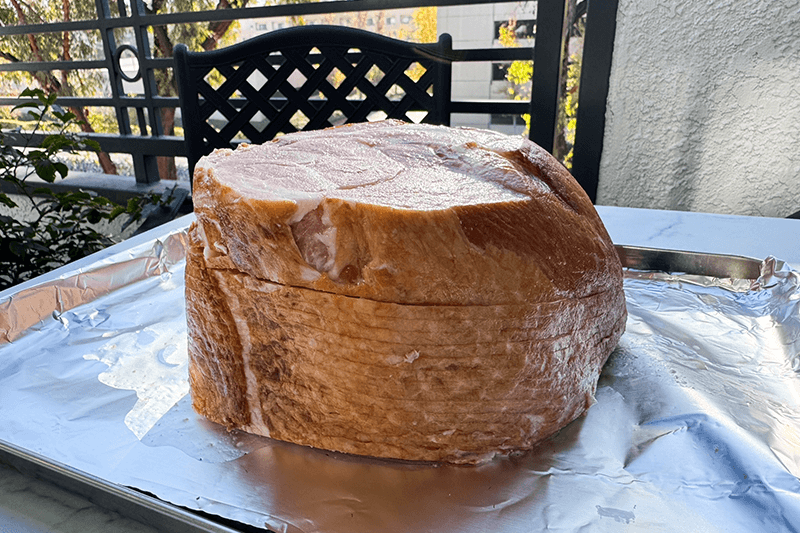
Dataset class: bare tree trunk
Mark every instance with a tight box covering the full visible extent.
[158,107,177,180]
[147,0,249,181]
[147,14,179,180]
[201,0,251,51]
[69,106,117,174]
[61,3,118,175]
[375,11,386,34]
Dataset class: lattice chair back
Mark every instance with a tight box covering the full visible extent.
[173,25,453,182]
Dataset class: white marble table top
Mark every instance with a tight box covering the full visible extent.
[0,462,158,533]
[598,205,800,269]
[1,206,798,533]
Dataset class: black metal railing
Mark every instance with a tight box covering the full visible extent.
[0,0,617,201]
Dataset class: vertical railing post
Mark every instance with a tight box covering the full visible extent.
[570,0,619,203]
[435,32,453,126]
[129,0,161,183]
[95,0,161,184]
[552,0,578,164]
[95,0,132,140]
[528,0,570,154]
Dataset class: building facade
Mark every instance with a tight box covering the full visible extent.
[438,1,536,135]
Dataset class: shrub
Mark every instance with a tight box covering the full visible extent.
[0,88,159,291]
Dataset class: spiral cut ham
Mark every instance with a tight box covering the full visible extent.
[185,120,626,464]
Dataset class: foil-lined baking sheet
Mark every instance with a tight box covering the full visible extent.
[1,215,799,533]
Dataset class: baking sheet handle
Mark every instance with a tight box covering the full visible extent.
[0,439,246,533]
[615,245,764,280]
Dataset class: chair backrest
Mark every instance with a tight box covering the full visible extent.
[174,25,453,182]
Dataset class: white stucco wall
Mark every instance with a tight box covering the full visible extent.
[597,0,800,217]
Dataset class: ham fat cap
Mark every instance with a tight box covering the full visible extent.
[192,120,620,305]
[186,120,627,464]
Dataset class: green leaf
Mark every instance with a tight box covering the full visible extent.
[80,138,101,152]
[54,162,69,179]
[39,135,66,150]
[8,241,25,257]
[69,191,92,202]
[53,109,77,123]
[126,197,142,211]
[0,194,17,208]
[33,160,57,183]
[86,209,102,224]
[54,221,76,232]
[27,149,46,161]
[108,205,126,219]
[11,101,41,112]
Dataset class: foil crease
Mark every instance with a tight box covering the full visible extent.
[1,218,799,532]
[0,225,188,344]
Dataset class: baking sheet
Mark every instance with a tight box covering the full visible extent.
[1,216,799,533]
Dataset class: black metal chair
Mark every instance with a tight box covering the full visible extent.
[173,25,453,183]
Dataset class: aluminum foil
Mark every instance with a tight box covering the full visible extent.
[1,216,800,533]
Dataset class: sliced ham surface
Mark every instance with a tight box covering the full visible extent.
[192,120,619,306]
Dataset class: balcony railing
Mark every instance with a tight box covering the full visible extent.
[0,0,617,203]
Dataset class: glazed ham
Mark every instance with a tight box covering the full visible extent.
[185,120,626,464]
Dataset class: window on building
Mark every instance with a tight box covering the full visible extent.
[494,19,536,41]
[366,18,374,26]
[387,16,396,25]
[491,114,514,125]
[492,63,511,82]
[401,15,412,24]
[490,114,527,127]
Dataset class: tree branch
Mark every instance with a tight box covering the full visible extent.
[61,0,71,61]
[201,0,250,51]
[0,50,21,63]
[9,0,45,63]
